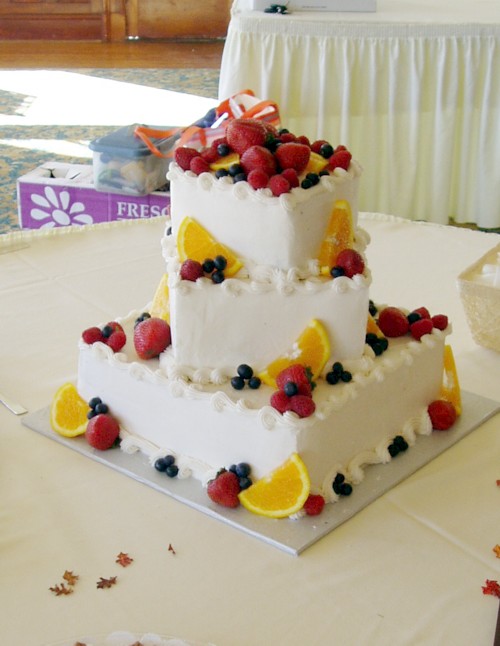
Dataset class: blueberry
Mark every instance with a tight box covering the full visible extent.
[94,402,109,414]
[235,462,251,478]
[233,172,247,183]
[278,128,290,135]
[217,143,231,157]
[154,457,168,472]
[166,226,172,236]
[283,381,299,397]
[326,371,339,385]
[332,362,344,376]
[134,312,151,327]
[202,258,215,273]
[101,324,113,338]
[319,143,334,158]
[239,476,253,490]
[237,364,253,380]
[393,435,408,451]
[87,409,97,419]
[388,443,400,457]
[301,178,313,189]
[213,255,227,271]
[371,341,386,356]
[338,483,353,496]
[231,376,245,390]
[407,312,421,324]
[319,169,330,177]
[369,300,378,316]
[211,270,225,284]
[215,168,229,179]
[228,163,243,177]
[330,266,345,278]
[365,333,378,345]
[305,172,320,185]
[89,397,102,409]
[334,473,345,484]
[340,371,352,383]
[248,376,261,390]
[166,464,179,478]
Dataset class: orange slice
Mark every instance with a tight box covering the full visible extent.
[440,344,462,415]
[317,199,354,274]
[366,313,385,338]
[50,383,89,438]
[177,216,243,278]
[209,152,240,172]
[149,273,170,324]
[238,453,311,518]
[304,151,329,175]
[259,319,331,388]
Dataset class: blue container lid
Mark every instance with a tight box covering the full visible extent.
[89,124,178,159]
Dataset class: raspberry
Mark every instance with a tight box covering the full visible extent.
[410,317,434,340]
[412,306,431,319]
[106,330,126,352]
[329,150,352,171]
[289,394,316,418]
[280,168,300,188]
[180,259,204,281]
[210,136,229,153]
[85,413,120,450]
[377,307,410,337]
[311,139,329,154]
[207,470,241,508]
[303,494,325,516]
[428,400,457,430]
[431,314,449,331]
[174,146,199,171]
[335,249,365,278]
[82,326,104,344]
[279,132,297,143]
[189,156,210,175]
[247,168,270,190]
[200,147,219,164]
[276,365,313,397]
[268,174,291,196]
[270,390,292,414]
[295,135,310,146]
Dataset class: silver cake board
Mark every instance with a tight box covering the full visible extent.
[22,390,500,556]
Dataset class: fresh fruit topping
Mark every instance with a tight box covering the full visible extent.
[333,248,365,278]
[332,472,353,496]
[230,364,261,390]
[301,172,320,189]
[275,142,311,173]
[133,317,171,360]
[366,312,385,339]
[207,469,241,508]
[229,462,253,490]
[177,216,243,278]
[431,314,449,330]
[180,259,204,282]
[412,306,431,319]
[311,139,329,154]
[428,399,457,430]
[268,174,290,197]
[149,274,170,324]
[388,435,409,457]
[303,493,325,516]
[247,168,270,190]
[82,326,104,344]
[409,317,434,340]
[325,361,352,385]
[106,329,126,352]
[440,344,462,415]
[276,364,314,397]
[259,319,331,388]
[87,396,109,419]
[270,390,292,414]
[240,145,277,176]
[317,199,354,273]
[288,394,316,418]
[280,167,300,188]
[225,118,268,155]
[134,312,151,327]
[377,306,410,337]
[85,413,120,450]
[82,321,126,352]
[238,453,311,518]
[154,454,179,477]
[329,150,352,171]
[304,151,329,175]
[209,151,240,172]
[174,146,199,171]
[189,156,210,175]
[365,333,389,356]
[50,383,89,438]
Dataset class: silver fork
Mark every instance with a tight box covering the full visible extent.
[0,391,27,415]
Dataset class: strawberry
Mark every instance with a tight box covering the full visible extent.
[329,150,352,171]
[247,168,270,190]
[85,413,120,450]
[268,174,290,196]
[270,390,292,414]
[428,400,457,430]
[174,146,199,171]
[180,259,204,281]
[410,317,434,340]
[225,118,268,155]
[335,249,365,278]
[275,142,311,173]
[289,394,316,418]
[106,330,126,352]
[377,307,410,337]
[303,494,325,516]
[189,156,210,175]
[431,314,449,331]
[280,168,300,188]
[134,317,171,359]
[240,145,277,176]
[276,365,313,397]
[412,306,431,319]
[82,326,104,344]
[207,470,241,508]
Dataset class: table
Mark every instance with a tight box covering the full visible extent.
[1,217,500,646]
[219,0,500,228]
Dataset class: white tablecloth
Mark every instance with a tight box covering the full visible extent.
[219,0,500,228]
[1,217,500,646]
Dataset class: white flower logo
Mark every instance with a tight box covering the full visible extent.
[30,186,94,228]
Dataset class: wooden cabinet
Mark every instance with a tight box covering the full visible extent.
[0,0,231,40]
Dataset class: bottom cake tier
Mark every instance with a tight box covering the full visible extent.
[77,309,449,506]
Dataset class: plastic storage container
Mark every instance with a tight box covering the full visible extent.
[89,124,178,196]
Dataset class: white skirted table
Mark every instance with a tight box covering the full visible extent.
[219,0,500,228]
[1,216,500,645]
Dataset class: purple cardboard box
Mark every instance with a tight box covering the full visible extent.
[17,162,170,230]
